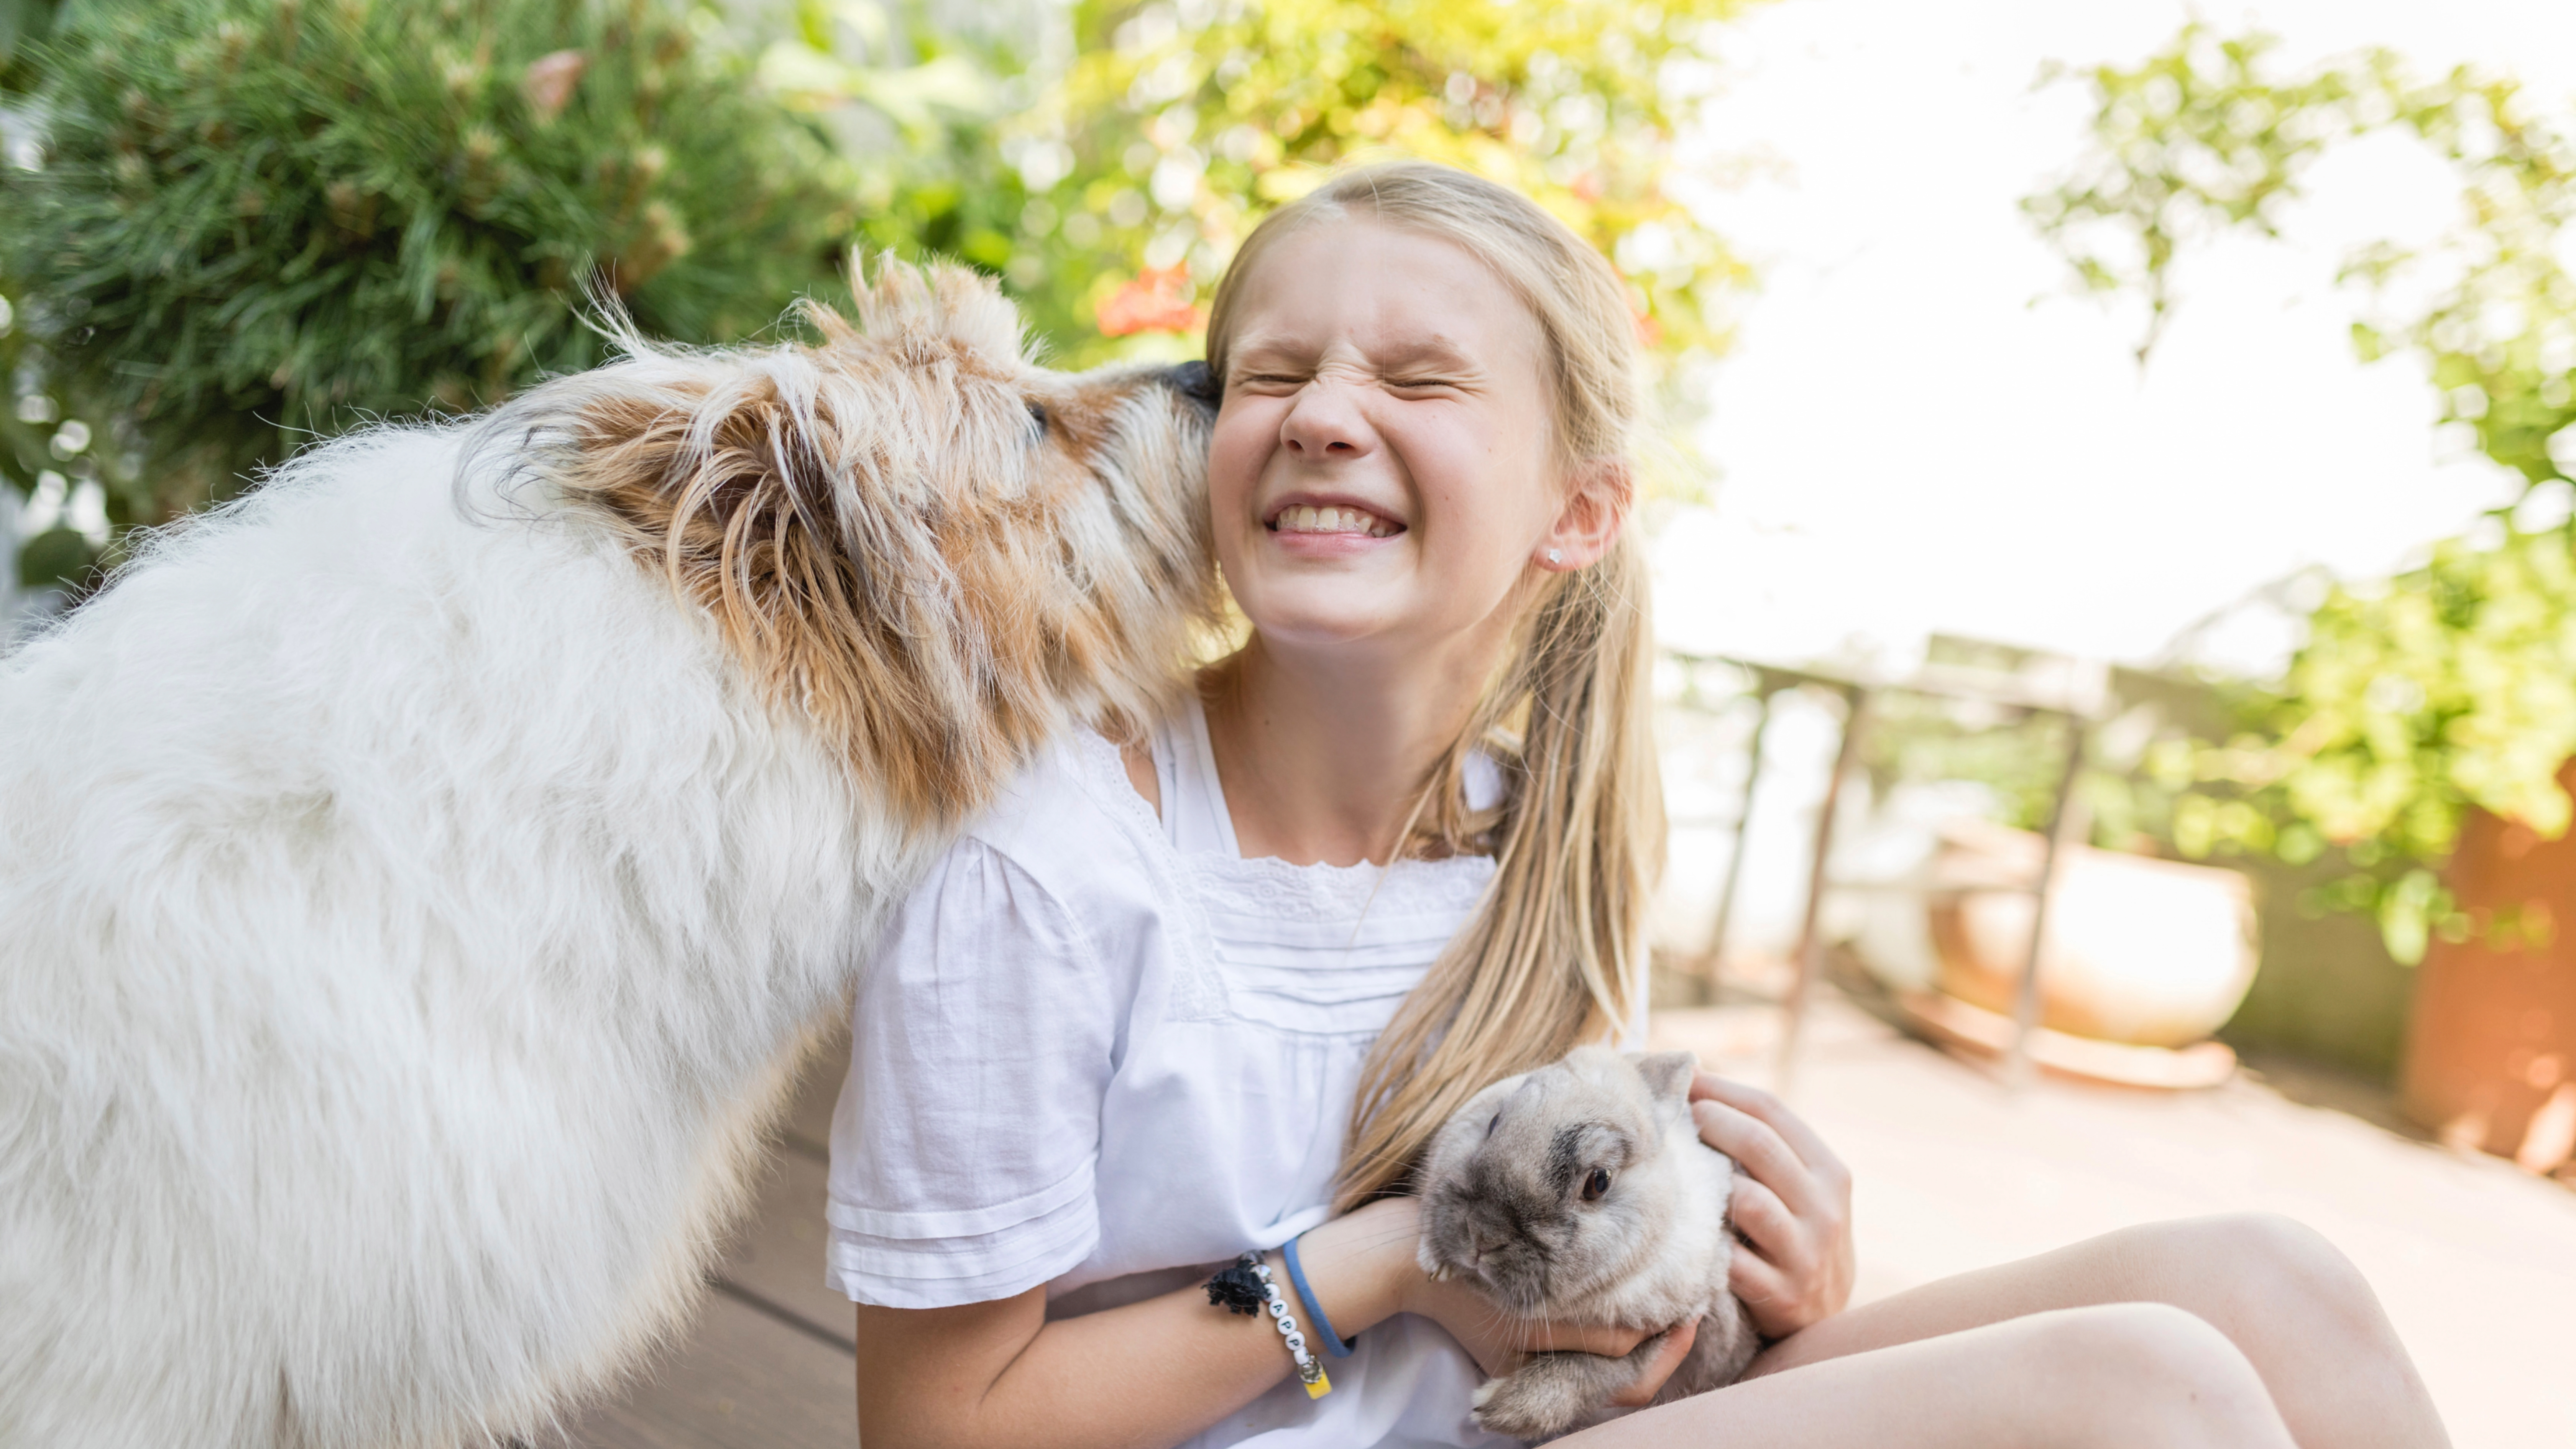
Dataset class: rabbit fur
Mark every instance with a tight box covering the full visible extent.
[1417,1045,1761,1441]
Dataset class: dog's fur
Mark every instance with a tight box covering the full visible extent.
[0,261,1218,1448]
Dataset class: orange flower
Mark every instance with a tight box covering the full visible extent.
[523,50,586,125]
[1097,264,1205,337]
[1623,282,1662,347]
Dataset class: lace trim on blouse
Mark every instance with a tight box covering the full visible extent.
[1065,718,1497,926]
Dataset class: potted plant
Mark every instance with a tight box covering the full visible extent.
[2029,22,2576,1170]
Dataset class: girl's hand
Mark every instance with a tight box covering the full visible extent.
[1690,1073,1855,1339]
[1402,1258,1662,1377]
[1604,1316,1699,1408]
[1308,1196,1660,1377]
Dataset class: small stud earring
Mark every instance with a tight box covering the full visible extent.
[1546,548,1564,565]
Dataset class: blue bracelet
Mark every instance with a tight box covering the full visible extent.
[1279,1234,1355,1357]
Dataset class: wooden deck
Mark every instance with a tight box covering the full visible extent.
[558,1033,859,1449]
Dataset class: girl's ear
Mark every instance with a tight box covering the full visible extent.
[1536,456,1634,571]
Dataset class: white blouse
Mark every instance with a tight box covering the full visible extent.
[826,695,1519,1448]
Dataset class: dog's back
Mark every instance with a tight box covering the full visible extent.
[0,425,897,1447]
[0,260,1219,1447]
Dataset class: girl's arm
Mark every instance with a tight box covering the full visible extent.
[851,1196,1658,1449]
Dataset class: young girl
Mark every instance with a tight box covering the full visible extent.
[828,163,2450,1449]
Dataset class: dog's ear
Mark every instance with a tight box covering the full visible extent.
[841,253,1027,373]
[544,348,1017,830]
[540,255,1208,831]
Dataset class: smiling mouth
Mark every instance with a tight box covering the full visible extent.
[1267,504,1404,539]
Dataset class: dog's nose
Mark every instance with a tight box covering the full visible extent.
[1158,360,1219,414]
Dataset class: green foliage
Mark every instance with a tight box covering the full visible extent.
[2023,29,2381,364]
[2264,532,2576,853]
[1853,651,2225,865]
[4,0,1752,592]
[2028,23,2576,456]
[2027,23,2576,959]
[1021,0,1751,371]
[1,0,863,587]
[766,0,1755,376]
[1860,690,2075,836]
[2138,529,2576,960]
[750,0,1045,322]
[1,0,58,85]
[0,298,142,590]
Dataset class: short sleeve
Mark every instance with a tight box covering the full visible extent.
[825,837,1122,1308]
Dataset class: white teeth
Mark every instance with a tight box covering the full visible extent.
[1274,504,1399,536]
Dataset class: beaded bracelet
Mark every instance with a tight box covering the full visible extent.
[1204,1252,1332,1398]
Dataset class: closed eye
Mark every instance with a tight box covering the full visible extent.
[1025,400,1050,440]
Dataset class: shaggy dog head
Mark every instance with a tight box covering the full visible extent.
[479,259,1222,827]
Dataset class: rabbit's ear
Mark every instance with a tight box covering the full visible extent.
[1630,1050,1699,1106]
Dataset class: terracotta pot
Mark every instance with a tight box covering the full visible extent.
[1927,818,2259,1048]
[2402,762,2576,1171]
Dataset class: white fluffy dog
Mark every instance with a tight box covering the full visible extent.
[0,261,1218,1447]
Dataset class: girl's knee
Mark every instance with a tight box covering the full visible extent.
[2040,1299,2267,1402]
[2019,1303,2285,1441]
[2224,1212,2366,1288]
[2160,1213,2381,1323]
[2043,1301,2250,1382]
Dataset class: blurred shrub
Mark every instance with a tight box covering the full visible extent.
[2028,24,2576,960]
[1019,0,1751,370]
[747,0,1044,330]
[3,0,1755,591]
[1,0,861,589]
[766,0,1753,375]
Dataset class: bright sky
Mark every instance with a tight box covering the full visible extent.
[1653,0,2576,677]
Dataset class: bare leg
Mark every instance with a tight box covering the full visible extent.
[1748,1213,2448,1449]
[1563,1301,2296,1448]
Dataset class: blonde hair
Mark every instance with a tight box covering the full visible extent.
[1204,163,1665,1209]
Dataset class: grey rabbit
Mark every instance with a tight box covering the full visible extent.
[1417,1045,1761,1442]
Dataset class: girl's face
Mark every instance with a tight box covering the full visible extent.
[1208,219,1618,661]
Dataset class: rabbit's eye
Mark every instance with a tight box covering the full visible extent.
[1025,400,1051,440]
[1487,1112,1501,1136]
[1582,1168,1612,1202]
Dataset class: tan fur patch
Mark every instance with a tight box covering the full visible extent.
[510,261,1217,827]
